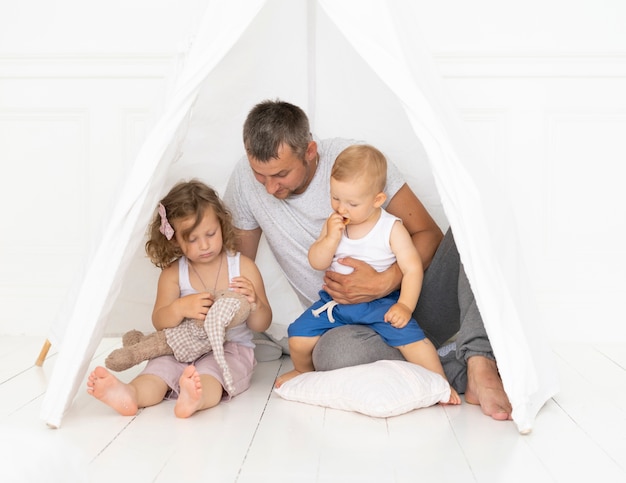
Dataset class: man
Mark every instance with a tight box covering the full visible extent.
[224,99,512,420]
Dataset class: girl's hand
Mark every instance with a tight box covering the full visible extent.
[178,292,215,320]
[229,276,257,309]
[384,302,412,328]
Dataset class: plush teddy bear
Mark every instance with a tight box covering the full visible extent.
[105,290,252,393]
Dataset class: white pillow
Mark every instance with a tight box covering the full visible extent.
[273,360,451,418]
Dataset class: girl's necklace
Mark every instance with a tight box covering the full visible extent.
[189,253,223,293]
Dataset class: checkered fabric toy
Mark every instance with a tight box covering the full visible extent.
[105,291,252,394]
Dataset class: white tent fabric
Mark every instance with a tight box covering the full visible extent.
[40,0,558,432]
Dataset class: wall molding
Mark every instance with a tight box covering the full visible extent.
[2,51,626,79]
[0,53,180,78]
[434,51,626,78]
[458,107,509,178]
[544,108,626,257]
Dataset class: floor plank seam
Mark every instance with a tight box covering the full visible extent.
[235,358,285,482]
[90,410,143,463]
[444,404,477,481]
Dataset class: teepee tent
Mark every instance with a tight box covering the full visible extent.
[40,0,558,432]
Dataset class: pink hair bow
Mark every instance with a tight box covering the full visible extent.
[158,203,175,240]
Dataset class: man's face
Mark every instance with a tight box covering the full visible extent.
[248,142,317,199]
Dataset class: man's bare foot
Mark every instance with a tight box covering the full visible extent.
[86,366,138,416]
[464,356,512,421]
[174,365,203,418]
[274,369,304,388]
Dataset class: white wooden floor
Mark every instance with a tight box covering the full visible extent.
[1,336,625,483]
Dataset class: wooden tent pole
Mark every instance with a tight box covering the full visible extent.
[35,339,52,366]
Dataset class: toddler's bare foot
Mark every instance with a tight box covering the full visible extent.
[274,369,304,388]
[174,365,203,418]
[86,366,138,416]
[465,356,512,420]
[440,387,462,406]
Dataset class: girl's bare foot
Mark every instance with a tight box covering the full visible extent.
[86,366,138,416]
[274,369,303,388]
[465,356,512,420]
[174,365,203,418]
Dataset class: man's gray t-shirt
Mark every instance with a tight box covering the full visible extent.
[223,138,405,306]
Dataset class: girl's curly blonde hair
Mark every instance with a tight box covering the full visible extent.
[145,179,238,269]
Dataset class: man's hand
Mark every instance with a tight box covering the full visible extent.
[323,257,401,304]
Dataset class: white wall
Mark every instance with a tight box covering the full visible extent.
[416,1,626,342]
[1,0,625,342]
[0,1,208,336]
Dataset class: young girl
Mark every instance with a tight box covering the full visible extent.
[87,179,272,418]
[275,145,460,405]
